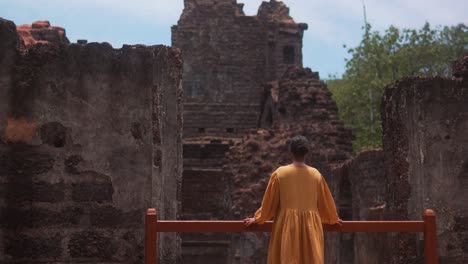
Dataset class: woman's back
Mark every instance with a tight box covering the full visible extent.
[252,165,339,264]
[276,165,321,211]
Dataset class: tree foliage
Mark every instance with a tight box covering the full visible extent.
[328,23,468,152]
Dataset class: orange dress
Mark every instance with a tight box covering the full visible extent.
[254,165,339,264]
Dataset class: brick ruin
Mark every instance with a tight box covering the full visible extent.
[0,18,183,263]
[330,56,468,264]
[331,149,389,263]
[172,0,353,262]
[381,68,468,263]
[173,0,307,138]
[173,0,468,263]
[0,0,467,263]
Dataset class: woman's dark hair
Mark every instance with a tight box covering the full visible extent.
[288,135,310,157]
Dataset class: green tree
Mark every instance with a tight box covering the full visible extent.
[328,23,468,152]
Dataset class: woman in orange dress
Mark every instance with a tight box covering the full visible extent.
[244,135,342,264]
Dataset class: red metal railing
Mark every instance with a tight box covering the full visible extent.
[145,208,438,264]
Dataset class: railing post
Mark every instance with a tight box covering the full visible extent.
[146,208,158,264]
[423,209,438,264]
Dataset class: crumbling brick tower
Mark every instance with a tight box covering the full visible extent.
[172,0,307,138]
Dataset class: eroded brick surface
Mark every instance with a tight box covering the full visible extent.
[0,18,183,264]
[16,20,69,48]
[71,182,114,203]
[5,233,62,259]
[331,149,390,263]
[174,0,307,138]
[382,76,468,263]
[68,230,116,259]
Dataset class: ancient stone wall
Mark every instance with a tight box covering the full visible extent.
[173,0,307,138]
[181,139,232,220]
[0,18,183,264]
[332,149,390,264]
[178,138,234,263]
[382,63,468,263]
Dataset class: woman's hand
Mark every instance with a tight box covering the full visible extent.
[243,217,256,227]
[335,218,344,226]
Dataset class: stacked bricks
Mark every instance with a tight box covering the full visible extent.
[0,18,183,264]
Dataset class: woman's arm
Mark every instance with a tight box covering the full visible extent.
[244,171,280,226]
[317,175,340,225]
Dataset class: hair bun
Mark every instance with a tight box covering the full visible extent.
[289,135,310,157]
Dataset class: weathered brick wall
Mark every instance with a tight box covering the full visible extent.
[182,169,230,219]
[257,0,307,79]
[183,139,232,169]
[173,0,307,138]
[332,149,390,264]
[382,67,468,263]
[181,140,231,220]
[178,138,234,263]
[0,18,183,264]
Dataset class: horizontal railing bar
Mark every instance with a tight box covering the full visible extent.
[157,220,425,233]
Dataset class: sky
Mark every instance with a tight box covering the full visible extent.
[1,0,467,77]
